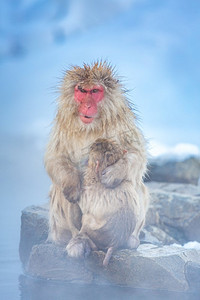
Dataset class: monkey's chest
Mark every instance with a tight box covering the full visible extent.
[69,139,96,170]
[69,134,110,170]
[70,147,89,172]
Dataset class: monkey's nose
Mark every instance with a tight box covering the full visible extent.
[82,102,91,109]
[83,97,93,108]
[86,102,91,108]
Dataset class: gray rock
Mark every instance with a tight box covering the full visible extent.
[140,225,178,246]
[26,242,200,292]
[89,244,200,291]
[19,204,49,265]
[147,156,200,185]
[19,182,200,266]
[27,243,93,283]
[140,228,162,246]
[19,182,200,292]
[146,182,200,243]
[146,181,200,196]
[185,261,200,291]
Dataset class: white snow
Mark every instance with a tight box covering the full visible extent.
[149,140,200,160]
[183,241,200,250]
[172,242,200,250]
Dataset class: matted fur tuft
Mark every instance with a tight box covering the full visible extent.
[65,60,119,90]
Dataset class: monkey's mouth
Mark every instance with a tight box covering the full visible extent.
[80,113,95,124]
[84,115,93,119]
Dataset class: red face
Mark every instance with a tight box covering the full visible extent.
[74,84,104,124]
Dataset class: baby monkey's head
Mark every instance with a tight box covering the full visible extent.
[89,138,125,174]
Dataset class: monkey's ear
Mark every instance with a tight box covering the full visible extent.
[95,160,100,173]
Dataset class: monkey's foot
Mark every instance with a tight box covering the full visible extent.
[66,235,92,258]
[127,235,140,249]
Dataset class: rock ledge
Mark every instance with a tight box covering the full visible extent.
[19,182,200,292]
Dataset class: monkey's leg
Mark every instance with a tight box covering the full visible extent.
[103,247,114,267]
[127,218,145,249]
[127,234,140,249]
[67,203,80,238]
[66,213,101,258]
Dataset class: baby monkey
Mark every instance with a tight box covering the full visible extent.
[86,138,127,187]
[76,138,137,266]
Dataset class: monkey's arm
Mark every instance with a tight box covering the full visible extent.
[101,157,127,188]
[45,154,81,203]
[101,150,146,189]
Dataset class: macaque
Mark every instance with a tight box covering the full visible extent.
[45,61,149,266]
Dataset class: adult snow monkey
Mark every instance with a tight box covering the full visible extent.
[45,61,149,266]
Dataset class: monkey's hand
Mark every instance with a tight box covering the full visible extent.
[45,155,81,203]
[63,170,81,203]
[101,158,127,188]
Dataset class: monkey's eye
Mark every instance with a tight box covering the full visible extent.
[78,86,87,93]
[91,89,99,93]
